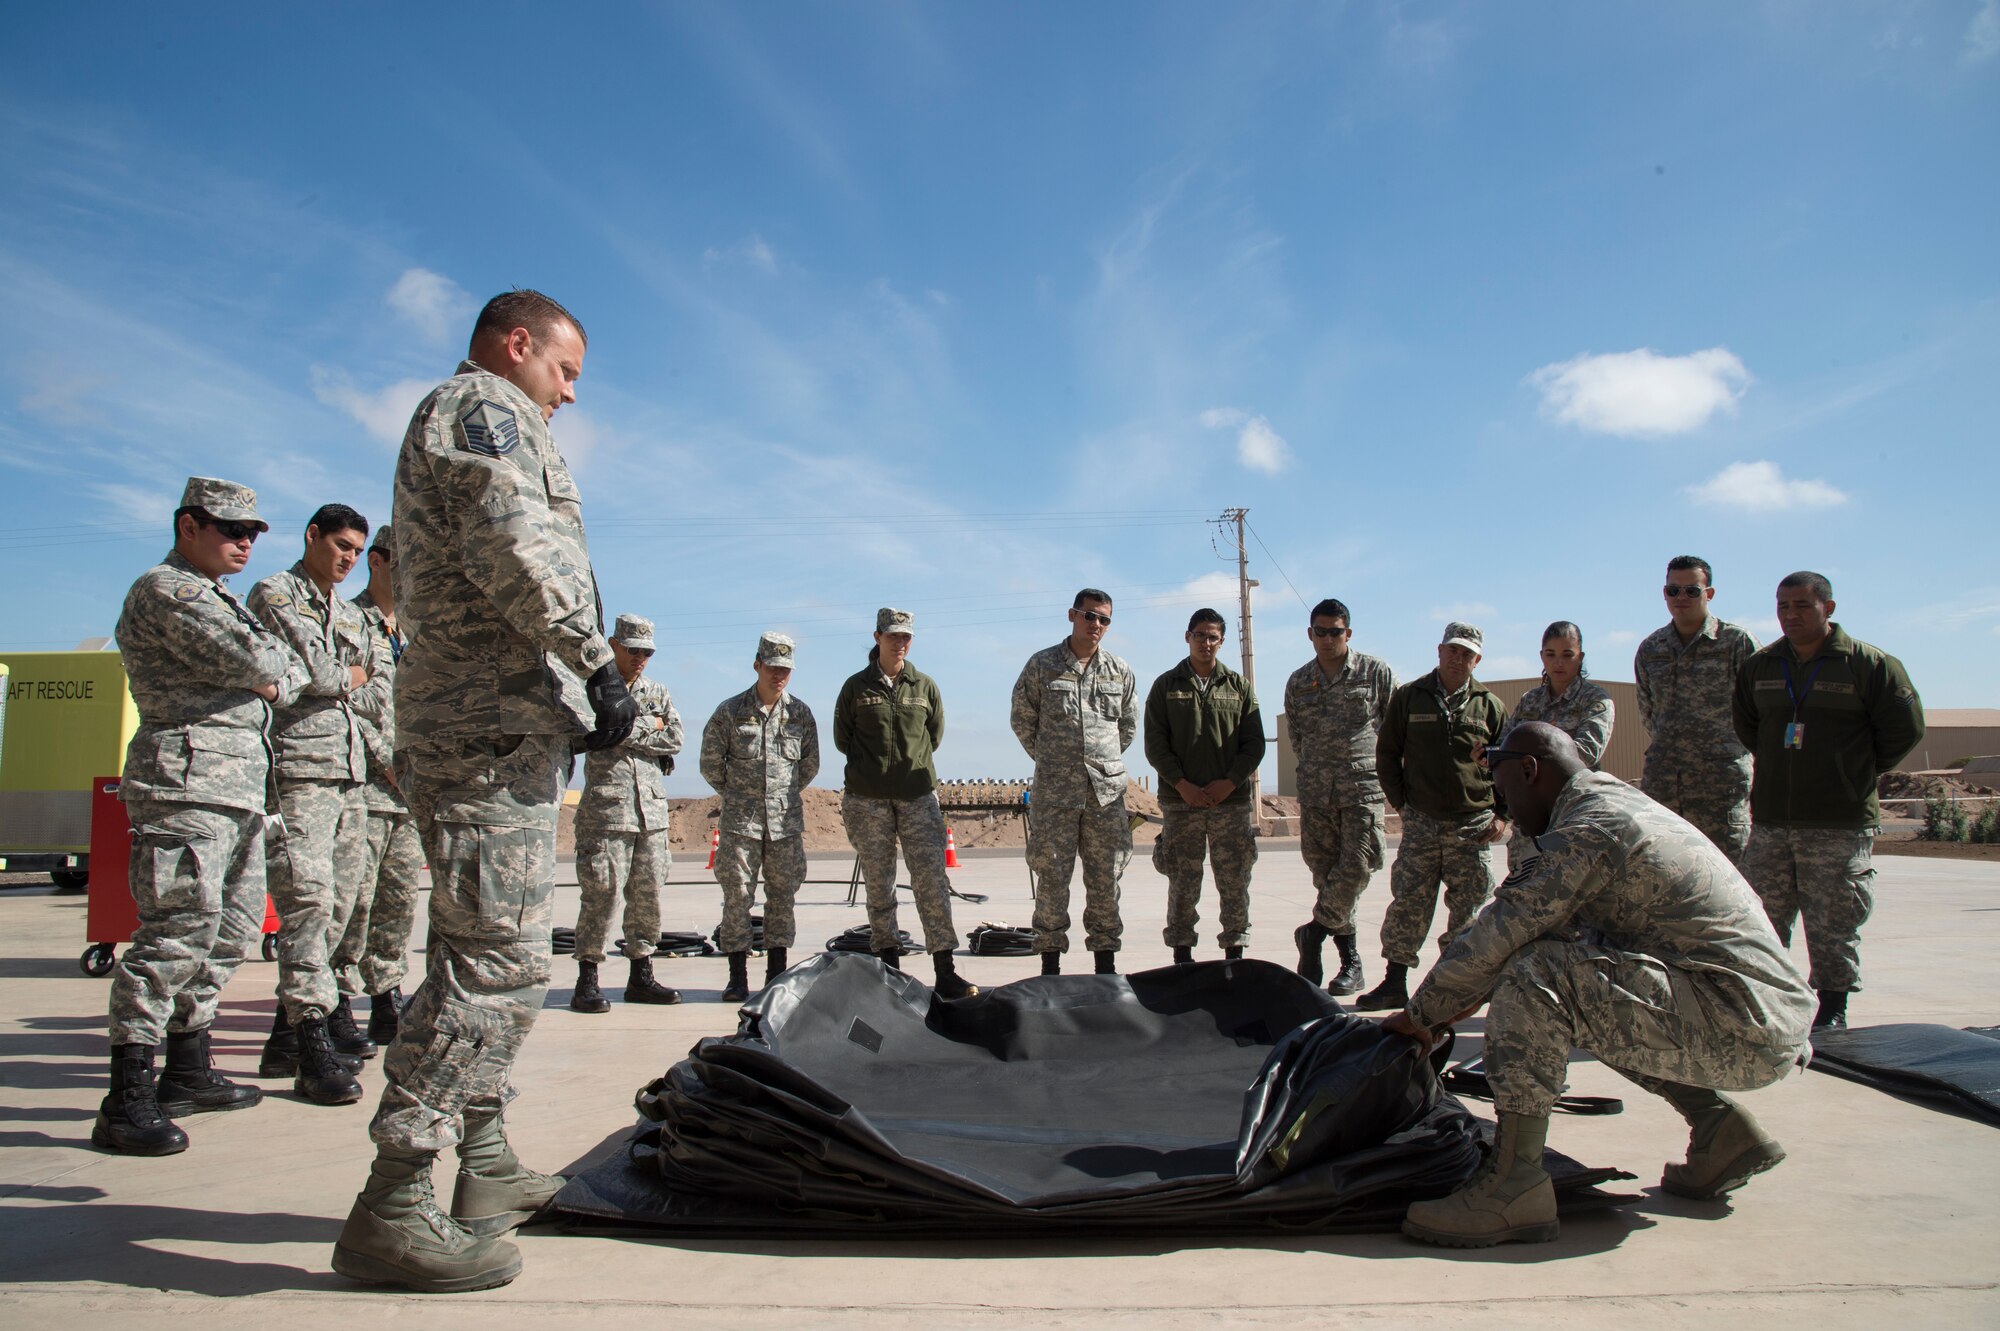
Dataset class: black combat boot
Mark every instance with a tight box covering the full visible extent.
[327,995,379,1059]
[1094,950,1117,975]
[625,955,681,1005]
[764,947,789,985]
[1354,962,1409,1012]
[875,948,903,972]
[294,1011,365,1106]
[157,1027,262,1115]
[367,988,403,1045]
[570,961,610,1014]
[1223,945,1245,961]
[720,952,750,1004]
[1295,920,1330,986]
[1328,933,1365,997]
[92,1044,190,1156]
[260,1005,361,1076]
[1172,945,1194,965]
[1041,952,1061,976]
[1813,990,1849,1030]
[931,951,978,1000]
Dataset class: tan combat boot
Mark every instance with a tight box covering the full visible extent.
[450,1108,565,1237]
[1656,1084,1786,1199]
[332,1146,522,1292]
[1402,1111,1559,1247]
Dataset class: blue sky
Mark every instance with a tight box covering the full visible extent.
[3,3,1995,792]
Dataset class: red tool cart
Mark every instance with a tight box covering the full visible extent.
[80,776,279,976]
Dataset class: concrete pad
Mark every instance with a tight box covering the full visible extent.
[2,841,1996,1327]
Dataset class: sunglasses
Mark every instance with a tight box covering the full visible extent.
[204,518,260,543]
[1484,748,1529,767]
[1310,626,1348,639]
[1075,609,1112,626]
[1663,583,1707,598]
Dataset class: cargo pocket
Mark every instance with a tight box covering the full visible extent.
[133,815,217,914]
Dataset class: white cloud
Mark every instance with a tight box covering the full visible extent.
[1199,405,1292,474]
[1685,460,1849,513]
[309,366,434,445]
[1602,629,1640,646]
[1430,601,1498,623]
[1968,0,2000,64]
[386,268,473,345]
[1528,347,1750,438]
[702,234,779,274]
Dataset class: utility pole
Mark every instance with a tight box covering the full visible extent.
[1219,507,1262,827]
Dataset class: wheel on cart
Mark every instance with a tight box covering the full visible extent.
[81,943,116,977]
[51,867,89,892]
[261,932,278,962]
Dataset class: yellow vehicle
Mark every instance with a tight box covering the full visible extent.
[0,650,138,888]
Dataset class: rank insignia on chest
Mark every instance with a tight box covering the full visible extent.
[173,583,204,603]
[457,399,522,457]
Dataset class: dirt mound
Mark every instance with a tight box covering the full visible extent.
[1878,771,1976,802]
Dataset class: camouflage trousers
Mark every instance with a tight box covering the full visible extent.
[1381,808,1495,967]
[1484,937,1801,1117]
[716,829,807,952]
[1743,825,1875,991]
[108,799,269,1046]
[574,826,669,962]
[1299,801,1384,935]
[369,733,567,1153]
[841,791,960,954]
[1028,797,1132,954]
[331,808,424,997]
[1644,780,1751,865]
[1154,803,1258,950]
[266,777,369,1021]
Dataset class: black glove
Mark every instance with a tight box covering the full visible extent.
[583,663,639,751]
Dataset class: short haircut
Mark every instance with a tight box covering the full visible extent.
[1309,597,1350,627]
[171,507,200,540]
[1667,555,1713,586]
[1073,588,1112,610]
[471,288,587,352]
[1542,620,1587,679]
[305,503,369,541]
[1779,570,1833,602]
[1188,607,1226,634]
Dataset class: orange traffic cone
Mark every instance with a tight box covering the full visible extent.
[944,825,960,869]
[705,825,719,870]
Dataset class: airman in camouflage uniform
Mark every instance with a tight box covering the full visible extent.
[1388,724,1812,1248]
[1144,609,1266,960]
[700,632,820,1000]
[570,613,684,1010]
[335,290,637,1294]
[1010,590,1138,972]
[1505,621,1615,868]
[1283,598,1396,993]
[1357,622,1509,1013]
[1732,572,1924,1030]
[97,477,307,1156]
[1635,557,1760,863]
[833,608,976,1000]
[249,503,387,1103]
[330,524,424,1045]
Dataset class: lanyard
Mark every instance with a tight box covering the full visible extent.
[1780,656,1825,719]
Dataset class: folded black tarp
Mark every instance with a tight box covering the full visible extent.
[1808,1023,2000,1126]
[548,953,1633,1236]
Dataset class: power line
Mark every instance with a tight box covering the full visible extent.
[1245,521,1310,611]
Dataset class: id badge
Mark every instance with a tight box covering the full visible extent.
[1784,721,1805,749]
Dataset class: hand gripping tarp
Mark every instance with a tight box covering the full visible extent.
[548,953,1633,1236]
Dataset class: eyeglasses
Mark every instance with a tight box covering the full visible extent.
[1663,583,1707,598]
[1076,609,1112,626]
[624,648,655,660]
[1484,748,1528,767]
[1310,626,1348,639]
[203,518,260,543]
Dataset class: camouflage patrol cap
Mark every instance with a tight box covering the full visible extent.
[611,614,656,651]
[1440,621,1484,653]
[757,632,796,666]
[369,523,394,558]
[178,476,268,531]
[876,607,915,635]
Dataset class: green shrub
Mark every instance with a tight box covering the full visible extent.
[1972,805,2000,845]
[1920,795,1970,842]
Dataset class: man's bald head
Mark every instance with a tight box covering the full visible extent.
[1489,721,1586,837]
[1505,721,1583,770]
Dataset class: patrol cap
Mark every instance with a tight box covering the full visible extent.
[611,613,656,651]
[757,632,796,667]
[876,607,915,636]
[1440,621,1484,653]
[179,476,268,531]
[369,523,395,558]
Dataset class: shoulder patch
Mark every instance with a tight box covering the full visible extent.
[264,592,292,609]
[455,399,522,457]
[173,583,204,603]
